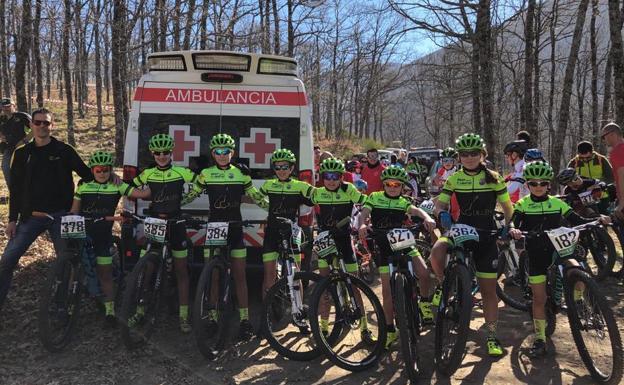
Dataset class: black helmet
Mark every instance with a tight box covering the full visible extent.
[557,168,578,185]
[503,140,528,156]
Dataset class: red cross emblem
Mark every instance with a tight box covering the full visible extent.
[239,127,281,168]
[169,125,200,166]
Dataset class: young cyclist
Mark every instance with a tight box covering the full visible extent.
[433,147,458,188]
[557,168,609,216]
[70,151,150,326]
[357,165,437,348]
[508,161,610,357]
[184,133,268,340]
[504,140,529,203]
[258,149,313,297]
[132,133,197,333]
[310,158,374,342]
[430,133,514,357]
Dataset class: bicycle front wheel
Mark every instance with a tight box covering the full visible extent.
[394,273,421,382]
[496,249,531,312]
[434,262,472,376]
[584,227,616,281]
[119,251,162,349]
[37,254,83,352]
[564,268,623,384]
[309,273,387,372]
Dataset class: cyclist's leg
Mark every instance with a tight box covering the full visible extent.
[91,223,115,315]
[229,227,249,322]
[261,228,280,299]
[170,221,190,327]
[317,254,331,334]
[563,258,585,300]
[527,246,550,350]
[474,237,503,356]
[429,237,450,281]
[373,237,393,326]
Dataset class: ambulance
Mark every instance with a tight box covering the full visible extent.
[120,51,315,267]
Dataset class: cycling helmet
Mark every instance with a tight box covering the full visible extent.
[346,160,361,172]
[354,179,368,192]
[441,147,458,158]
[455,133,485,151]
[88,151,114,167]
[523,161,553,180]
[148,133,174,152]
[557,168,578,185]
[380,158,391,166]
[210,133,236,150]
[381,165,409,183]
[524,148,544,162]
[503,140,528,155]
[271,148,296,164]
[319,158,345,174]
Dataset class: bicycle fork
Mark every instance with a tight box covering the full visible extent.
[285,259,305,321]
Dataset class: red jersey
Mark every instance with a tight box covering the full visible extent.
[360,162,386,192]
[609,142,624,199]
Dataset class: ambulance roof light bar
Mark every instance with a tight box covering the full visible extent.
[147,55,187,71]
[258,58,298,76]
[193,53,251,71]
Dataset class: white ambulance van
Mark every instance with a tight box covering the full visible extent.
[121,51,315,267]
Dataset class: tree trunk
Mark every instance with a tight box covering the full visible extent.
[93,0,103,130]
[533,1,541,143]
[477,0,496,154]
[112,0,129,165]
[104,4,111,103]
[33,0,43,107]
[15,0,32,112]
[182,0,195,50]
[63,0,75,146]
[158,0,167,51]
[287,0,294,56]
[590,0,599,143]
[271,0,280,54]
[200,0,208,49]
[547,0,559,160]
[552,0,590,173]
[172,0,181,50]
[608,0,624,126]
[522,0,536,139]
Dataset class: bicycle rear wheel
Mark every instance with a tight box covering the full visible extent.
[394,273,421,382]
[434,262,472,376]
[262,271,339,361]
[38,254,83,352]
[192,259,231,358]
[496,249,531,312]
[119,251,162,349]
[583,228,616,281]
[564,268,623,384]
[309,273,386,372]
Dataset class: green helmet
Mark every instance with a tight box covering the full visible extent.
[271,148,296,164]
[441,147,458,158]
[148,133,174,152]
[210,133,236,150]
[523,161,554,180]
[319,158,345,174]
[88,151,114,167]
[381,165,408,183]
[455,133,485,152]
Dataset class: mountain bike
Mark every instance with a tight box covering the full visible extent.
[308,218,387,372]
[38,213,123,352]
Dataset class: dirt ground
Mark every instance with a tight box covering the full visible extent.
[0,212,623,385]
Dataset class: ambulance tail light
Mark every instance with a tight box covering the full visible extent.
[258,58,298,76]
[193,53,251,71]
[123,165,138,183]
[298,169,314,227]
[147,55,186,71]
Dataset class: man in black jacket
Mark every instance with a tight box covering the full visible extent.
[0,108,92,311]
[0,98,31,188]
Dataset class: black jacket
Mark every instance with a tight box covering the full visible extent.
[9,137,92,222]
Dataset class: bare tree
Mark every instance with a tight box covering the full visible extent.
[63,0,75,146]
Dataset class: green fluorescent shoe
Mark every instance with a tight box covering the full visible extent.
[385,330,398,350]
[419,301,434,325]
[431,288,442,307]
[487,337,504,357]
[180,318,191,334]
[361,328,377,345]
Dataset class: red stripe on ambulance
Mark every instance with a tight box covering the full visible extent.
[133,87,307,106]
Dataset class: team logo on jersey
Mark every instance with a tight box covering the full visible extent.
[286,184,291,190]
[228,173,234,179]
[479,179,486,185]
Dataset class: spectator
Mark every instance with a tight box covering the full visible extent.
[0,108,93,311]
[390,154,399,167]
[346,160,362,183]
[360,148,386,192]
[602,123,624,219]
[398,150,407,167]
[516,130,532,147]
[567,141,613,184]
[0,98,31,188]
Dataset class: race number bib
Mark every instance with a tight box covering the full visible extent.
[61,215,86,239]
[144,217,167,243]
[448,224,479,244]
[386,228,416,251]
[204,222,229,246]
[313,231,337,258]
[419,199,435,215]
[546,227,580,257]
[291,223,303,247]
[578,191,598,205]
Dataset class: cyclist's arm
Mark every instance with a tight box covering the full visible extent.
[500,200,514,225]
[244,180,269,209]
[181,171,205,206]
[69,199,81,214]
[357,206,371,230]
[602,157,614,184]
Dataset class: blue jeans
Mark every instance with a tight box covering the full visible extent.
[2,147,12,188]
[0,212,65,311]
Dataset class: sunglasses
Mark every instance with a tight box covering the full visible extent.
[32,120,51,127]
[441,157,455,163]
[322,172,342,181]
[213,148,232,156]
[273,164,292,171]
[152,151,171,156]
[93,166,111,174]
[459,151,481,158]
[527,181,550,187]
[578,156,592,161]
[384,181,403,188]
